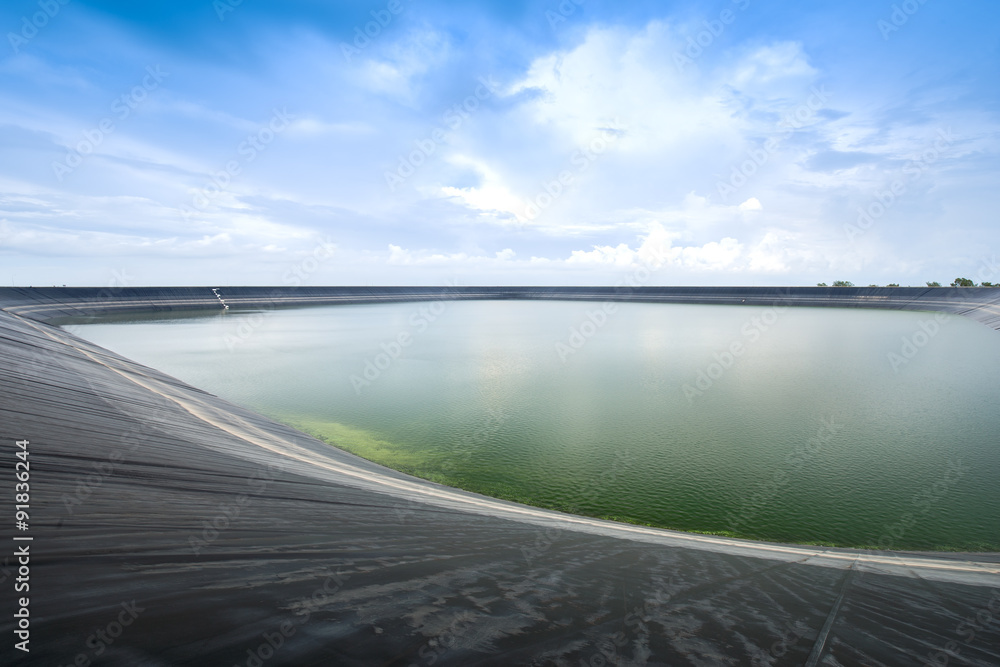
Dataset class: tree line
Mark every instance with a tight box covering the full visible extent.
[815,279,997,287]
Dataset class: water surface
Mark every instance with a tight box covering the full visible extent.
[68,300,1000,551]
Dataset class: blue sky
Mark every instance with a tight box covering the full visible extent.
[1,0,998,287]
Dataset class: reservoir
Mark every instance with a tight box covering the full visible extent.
[67,299,1000,551]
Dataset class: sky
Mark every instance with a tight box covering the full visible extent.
[1,0,998,287]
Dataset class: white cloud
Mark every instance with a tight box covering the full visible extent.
[388,243,411,263]
[0,189,318,257]
[3,8,996,288]
[439,22,832,245]
[352,29,451,103]
[385,222,748,274]
[727,42,818,96]
[567,243,636,267]
[387,243,519,266]
[508,22,742,154]
[561,223,744,271]
[506,27,822,158]
[438,156,525,222]
[439,182,523,221]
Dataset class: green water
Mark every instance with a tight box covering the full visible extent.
[67,300,1000,551]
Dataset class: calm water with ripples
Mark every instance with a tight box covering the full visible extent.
[69,300,1000,551]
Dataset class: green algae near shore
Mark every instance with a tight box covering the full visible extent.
[278,415,1000,552]
[278,416,460,485]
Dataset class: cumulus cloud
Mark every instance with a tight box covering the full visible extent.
[387,222,751,276]
[0,189,319,258]
[430,22,832,245]
[387,244,519,266]
[351,28,451,103]
[507,21,744,154]
[2,4,997,286]
[727,42,818,96]
[438,156,525,222]
[568,223,743,271]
